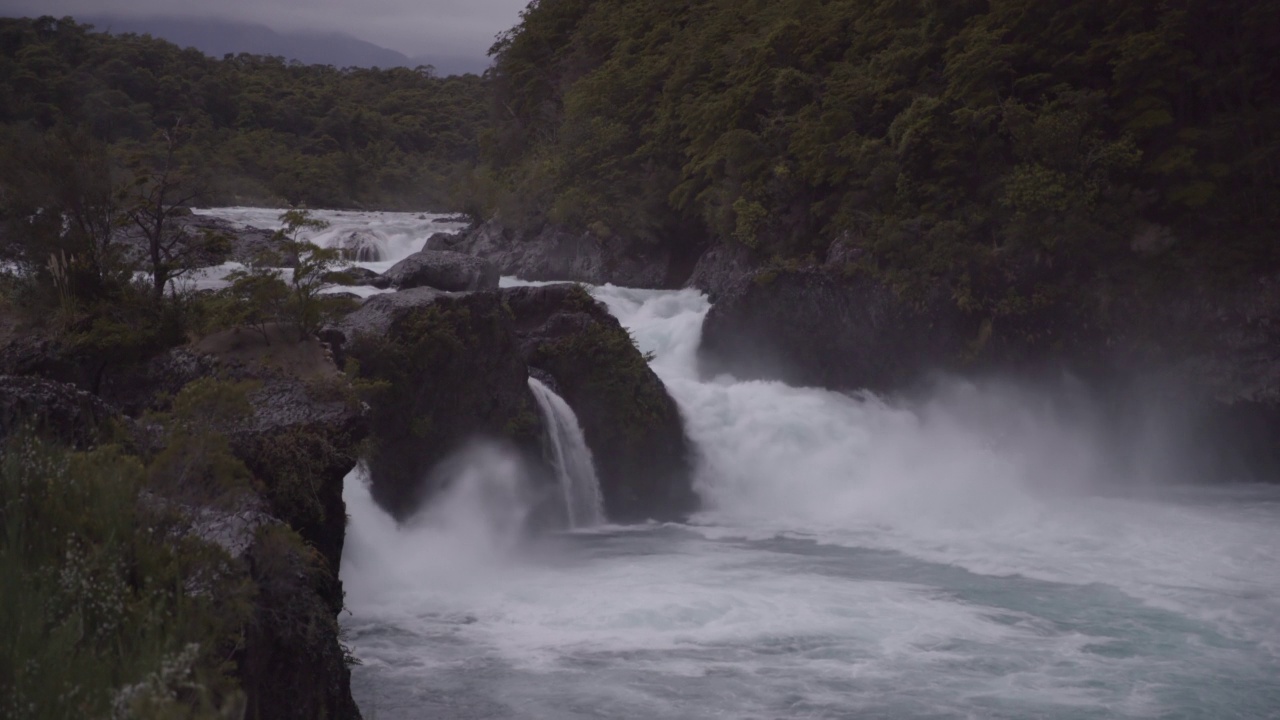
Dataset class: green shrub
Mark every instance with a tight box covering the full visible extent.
[0,436,253,720]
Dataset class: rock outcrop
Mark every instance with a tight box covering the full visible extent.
[447,219,688,287]
[686,242,761,302]
[148,339,367,720]
[502,284,699,521]
[380,249,500,292]
[324,288,545,519]
[700,268,972,392]
[116,214,290,268]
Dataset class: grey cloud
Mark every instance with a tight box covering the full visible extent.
[2,0,529,58]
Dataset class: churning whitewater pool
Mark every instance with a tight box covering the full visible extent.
[337,284,1280,720]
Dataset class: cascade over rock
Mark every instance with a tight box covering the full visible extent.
[335,229,386,262]
[379,249,499,292]
[528,376,606,528]
[502,284,699,521]
[323,288,546,520]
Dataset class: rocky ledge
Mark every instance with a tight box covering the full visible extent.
[436,218,695,288]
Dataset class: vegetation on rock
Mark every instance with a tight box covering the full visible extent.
[340,293,545,518]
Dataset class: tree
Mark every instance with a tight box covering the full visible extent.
[275,209,348,339]
[121,120,228,301]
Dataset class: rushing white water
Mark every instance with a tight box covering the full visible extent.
[188,207,466,294]
[339,273,1280,719]
[528,377,606,528]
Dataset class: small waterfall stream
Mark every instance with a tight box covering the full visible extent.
[527,377,606,528]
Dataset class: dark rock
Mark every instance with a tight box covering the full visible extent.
[320,287,447,365]
[162,344,365,719]
[448,219,682,287]
[381,249,499,292]
[239,524,361,720]
[686,242,761,302]
[0,375,117,448]
[502,284,699,521]
[700,268,973,392]
[324,291,364,303]
[331,288,546,519]
[422,230,464,251]
[323,266,382,286]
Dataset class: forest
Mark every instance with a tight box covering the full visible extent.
[0,16,489,210]
[477,0,1279,312]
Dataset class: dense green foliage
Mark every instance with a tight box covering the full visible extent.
[0,435,253,719]
[218,209,354,341]
[0,15,490,209]
[479,0,1279,308]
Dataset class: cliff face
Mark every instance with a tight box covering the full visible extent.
[0,328,367,719]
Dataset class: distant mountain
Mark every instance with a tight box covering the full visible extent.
[68,15,488,76]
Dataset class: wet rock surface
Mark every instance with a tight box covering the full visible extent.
[502,284,698,521]
[380,249,499,292]
[448,219,682,287]
[330,288,545,520]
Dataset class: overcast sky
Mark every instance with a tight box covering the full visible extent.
[1,0,530,60]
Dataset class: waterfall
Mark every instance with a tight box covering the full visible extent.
[527,377,606,528]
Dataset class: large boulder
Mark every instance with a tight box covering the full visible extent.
[700,268,974,392]
[448,219,688,287]
[380,249,499,292]
[325,288,545,519]
[502,284,699,521]
[686,242,761,302]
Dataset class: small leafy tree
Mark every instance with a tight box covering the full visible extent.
[274,209,348,339]
[217,254,290,343]
[120,121,230,301]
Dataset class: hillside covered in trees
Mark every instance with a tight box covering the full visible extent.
[0,16,489,209]
[476,0,1279,313]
